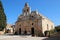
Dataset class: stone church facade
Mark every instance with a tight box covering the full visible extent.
[15,3,55,36]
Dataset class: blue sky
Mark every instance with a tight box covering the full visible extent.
[1,0,60,26]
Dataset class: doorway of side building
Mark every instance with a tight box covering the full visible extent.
[31,27,34,36]
[19,28,21,34]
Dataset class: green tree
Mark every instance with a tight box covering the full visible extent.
[0,1,6,31]
[55,25,60,32]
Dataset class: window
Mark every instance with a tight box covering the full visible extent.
[32,23,34,25]
[20,25,21,26]
[31,16,33,18]
[47,24,48,30]
[51,25,53,29]
[27,9,28,11]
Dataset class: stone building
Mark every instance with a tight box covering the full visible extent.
[5,24,14,34]
[15,3,55,36]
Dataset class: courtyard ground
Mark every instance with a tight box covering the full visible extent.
[0,35,47,40]
[0,32,60,40]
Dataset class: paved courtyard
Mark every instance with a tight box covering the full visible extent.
[0,35,47,40]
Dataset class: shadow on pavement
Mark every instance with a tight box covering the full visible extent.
[42,37,60,40]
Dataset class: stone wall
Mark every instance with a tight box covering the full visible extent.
[42,18,55,34]
[0,31,4,35]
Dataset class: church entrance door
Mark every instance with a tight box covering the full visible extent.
[19,28,21,34]
[31,27,34,36]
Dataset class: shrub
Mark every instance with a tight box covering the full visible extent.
[49,29,55,34]
[55,26,60,32]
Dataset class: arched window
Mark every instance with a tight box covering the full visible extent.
[27,9,28,12]
[32,23,34,25]
[20,25,21,27]
[31,16,33,18]
[51,25,53,29]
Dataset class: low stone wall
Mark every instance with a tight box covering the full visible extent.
[0,31,4,35]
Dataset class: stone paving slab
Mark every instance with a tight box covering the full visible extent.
[0,35,47,40]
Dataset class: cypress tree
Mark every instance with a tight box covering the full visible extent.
[0,1,6,31]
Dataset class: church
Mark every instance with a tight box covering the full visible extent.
[14,3,55,36]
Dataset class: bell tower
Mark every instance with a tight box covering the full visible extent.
[23,3,30,16]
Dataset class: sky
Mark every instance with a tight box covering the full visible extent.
[0,0,60,26]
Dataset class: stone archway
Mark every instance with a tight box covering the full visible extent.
[24,30,27,35]
[31,27,34,36]
[19,28,21,34]
[44,31,50,37]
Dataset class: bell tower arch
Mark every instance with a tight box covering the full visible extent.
[22,3,31,16]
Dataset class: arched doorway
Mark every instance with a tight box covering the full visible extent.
[44,31,50,37]
[24,30,27,35]
[19,28,21,34]
[31,27,34,36]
